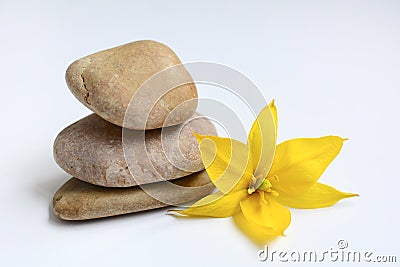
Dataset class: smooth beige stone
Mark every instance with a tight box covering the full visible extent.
[53,170,214,220]
[66,40,198,130]
[53,113,217,187]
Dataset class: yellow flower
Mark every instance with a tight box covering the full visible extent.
[169,100,358,244]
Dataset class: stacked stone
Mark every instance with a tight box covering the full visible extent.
[53,40,216,220]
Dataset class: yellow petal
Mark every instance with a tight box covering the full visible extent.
[239,191,291,235]
[275,182,359,209]
[269,99,278,131]
[194,134,253,193]
[232,212,279,245]
[269,136,346,196]
[247,101,277,178]
[168,189,248,218]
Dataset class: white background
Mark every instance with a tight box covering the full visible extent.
[1,0,399,266]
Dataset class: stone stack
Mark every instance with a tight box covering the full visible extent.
[53,40,216,220]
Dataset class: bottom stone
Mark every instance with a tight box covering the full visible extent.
[53,170,214,220]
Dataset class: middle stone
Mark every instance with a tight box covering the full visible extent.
[54,113,216,187]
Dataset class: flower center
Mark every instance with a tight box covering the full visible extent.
[247,174,279,196]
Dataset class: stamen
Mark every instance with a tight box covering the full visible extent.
[258,191,269,205]
[270,175,279,182]
[248,175,259,194]
[248,173,279,195]
[271,189,280,197]
[247,187,256,194]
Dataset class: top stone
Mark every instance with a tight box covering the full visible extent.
[66,40,198,130]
